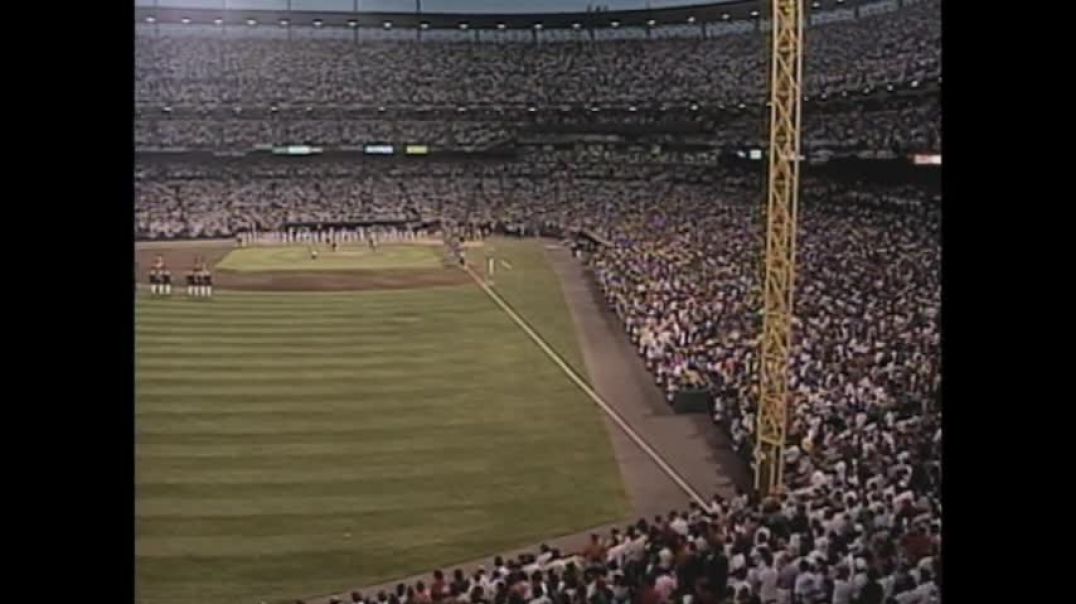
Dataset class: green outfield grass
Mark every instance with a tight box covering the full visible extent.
[135,240,629,604]
[215,244,443,272]
[477,239,588,379]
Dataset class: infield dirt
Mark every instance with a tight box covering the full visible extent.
[135,244,470,291]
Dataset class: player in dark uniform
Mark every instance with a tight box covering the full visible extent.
[160,266,173,296]
[149,254,166,295]
[331,239,339,253]
[148,267,160,295]
[200,264,213,298]
[187,257,201,297]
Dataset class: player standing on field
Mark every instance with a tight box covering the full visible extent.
[148,266,160,295]
[160,264,172,296]
[200,262,213,298]
[185,261,197,297]
[149,254,165,295]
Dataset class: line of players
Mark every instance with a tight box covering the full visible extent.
[146,255,213,298]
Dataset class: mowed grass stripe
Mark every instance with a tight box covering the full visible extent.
[137,307,438,321]
[136,361,522,385]
[137,415,602,460]
[135,245,628,604]
[134,378,524,400]
[137,391,585,432]
[134,395,475,415]
[136,286,473,309]
[136,323,489,338]
[137,474,616,519]
[136,354,473,372]
[135,342,489,358]
[138,455,606,503]
[134,390,561,417]
[137,412,597,445]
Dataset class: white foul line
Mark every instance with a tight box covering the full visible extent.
[463,266,708,508]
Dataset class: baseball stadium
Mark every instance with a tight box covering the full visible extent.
[135,2,942,604]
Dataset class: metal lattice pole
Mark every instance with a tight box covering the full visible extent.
[755,0,805,497]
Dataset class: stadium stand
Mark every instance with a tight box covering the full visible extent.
[135,2,941,602]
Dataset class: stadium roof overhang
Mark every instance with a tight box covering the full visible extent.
[135,0,877,30]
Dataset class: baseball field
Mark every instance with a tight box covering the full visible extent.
[135,239,629,604]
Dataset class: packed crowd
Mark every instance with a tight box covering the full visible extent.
[311,484,940,604]
[134,1,940,109]
[135,117,512,151]
[137,155,941,603]
[137,4,941,599]
[133,93,940,154]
